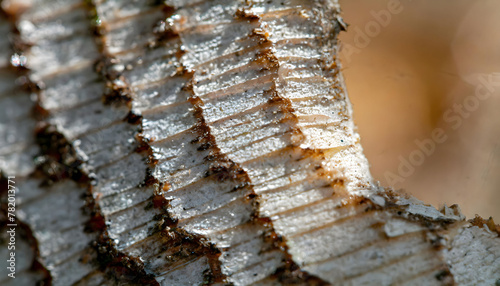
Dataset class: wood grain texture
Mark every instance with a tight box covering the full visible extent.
[0,0,498,285]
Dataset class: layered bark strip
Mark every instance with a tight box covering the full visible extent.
[0,0,499,285]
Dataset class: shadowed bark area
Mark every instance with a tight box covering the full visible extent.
[0,0,498,285]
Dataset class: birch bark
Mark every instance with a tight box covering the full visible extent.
[0,0,498,285]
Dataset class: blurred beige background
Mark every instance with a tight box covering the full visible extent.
[338,0,500,219]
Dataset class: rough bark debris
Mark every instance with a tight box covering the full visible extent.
[0,0,498,285]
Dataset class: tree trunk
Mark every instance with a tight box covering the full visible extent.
[0,0,498,285]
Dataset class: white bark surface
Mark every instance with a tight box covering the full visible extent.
[0,0,498,285]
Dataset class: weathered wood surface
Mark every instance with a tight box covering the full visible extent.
[0,0,498,285]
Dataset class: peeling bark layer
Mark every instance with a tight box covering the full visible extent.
[0,0,499,285]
